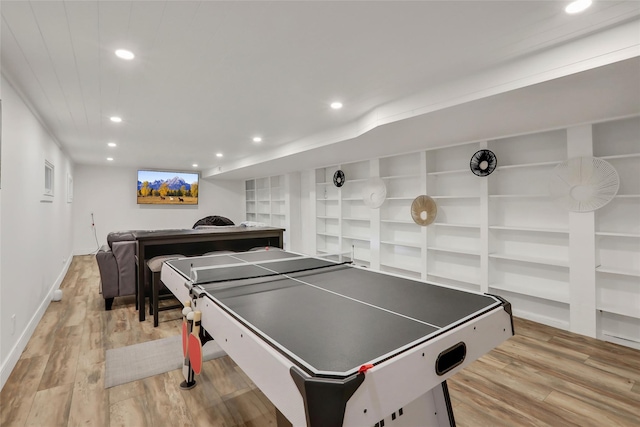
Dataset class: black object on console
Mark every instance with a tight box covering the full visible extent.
[192,215,235,228]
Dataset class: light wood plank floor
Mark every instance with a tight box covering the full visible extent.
[1,255,639,426]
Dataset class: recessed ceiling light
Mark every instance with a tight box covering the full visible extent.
[565,0,592,14]
[115,49,135,60]
[192,163,198,167]
[107,157,114,161]
[330,101,343,110]
[110,116,122,123]
[253,137,262,143]
[216,153,223,158]
[107,142,117,147]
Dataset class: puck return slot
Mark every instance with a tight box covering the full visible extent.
[435,342,466,376]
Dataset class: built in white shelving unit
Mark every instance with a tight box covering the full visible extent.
[268,175,287,229]
[245,180,256,223]
[592,117,640,348]
[340,160,373,267]
[486,129,572,329]
[255,177,272,225]
[315,166,341,257]
[245,174,296,249]
[380,153,424,278]
[426,143,483,290]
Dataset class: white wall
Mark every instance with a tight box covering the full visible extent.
[0,76,75,388]
[0,78,245,389]
[72,165,244,254]
[0,81,3,391]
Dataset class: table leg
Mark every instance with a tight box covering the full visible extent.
[138,245,146,321]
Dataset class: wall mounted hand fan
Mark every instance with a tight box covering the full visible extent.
[470,150,497,176]
[411,195,437,226]
[549,156,619,212]
[333,170,345,187]
[362,177,387,209]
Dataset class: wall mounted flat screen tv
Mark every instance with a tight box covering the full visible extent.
[137,170,199,205]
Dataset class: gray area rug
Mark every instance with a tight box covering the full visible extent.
[105,335,226,388]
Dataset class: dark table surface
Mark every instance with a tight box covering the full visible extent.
[167,250,502,377]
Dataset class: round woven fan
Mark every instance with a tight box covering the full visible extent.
[549,157,619,212]
[470,149,497,176]
[333,170,345,187]
[362,177,387,209]
[411,195,437,226]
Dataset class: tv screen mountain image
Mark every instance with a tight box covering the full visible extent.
[137,170,199,205]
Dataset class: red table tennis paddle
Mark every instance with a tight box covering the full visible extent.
[188,311,203,375]
[182,301,192,358]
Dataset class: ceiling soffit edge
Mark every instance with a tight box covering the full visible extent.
[205,19,640,180]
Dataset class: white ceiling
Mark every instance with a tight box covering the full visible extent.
[2,1,640,180]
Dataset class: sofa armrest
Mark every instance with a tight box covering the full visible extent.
[107,231,136,250]
[111,240,137,297]
[96,246,118,298]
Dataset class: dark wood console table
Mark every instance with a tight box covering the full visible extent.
[133,226,284,321]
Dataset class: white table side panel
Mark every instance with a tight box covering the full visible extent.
[195,296,307,426]
[343,307,512,426]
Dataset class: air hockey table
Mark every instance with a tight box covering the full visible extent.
[161,249,513,427]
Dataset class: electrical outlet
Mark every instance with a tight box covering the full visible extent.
[62,258,67,264]
[11,314,16,335]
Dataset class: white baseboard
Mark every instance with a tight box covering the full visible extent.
[74,247,100,256]
[512,308,570,331]
[0,254,73,390]
[601,333,640,350]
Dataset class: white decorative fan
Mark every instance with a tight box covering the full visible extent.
[549,157,619,212]
[362,177,387,209]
